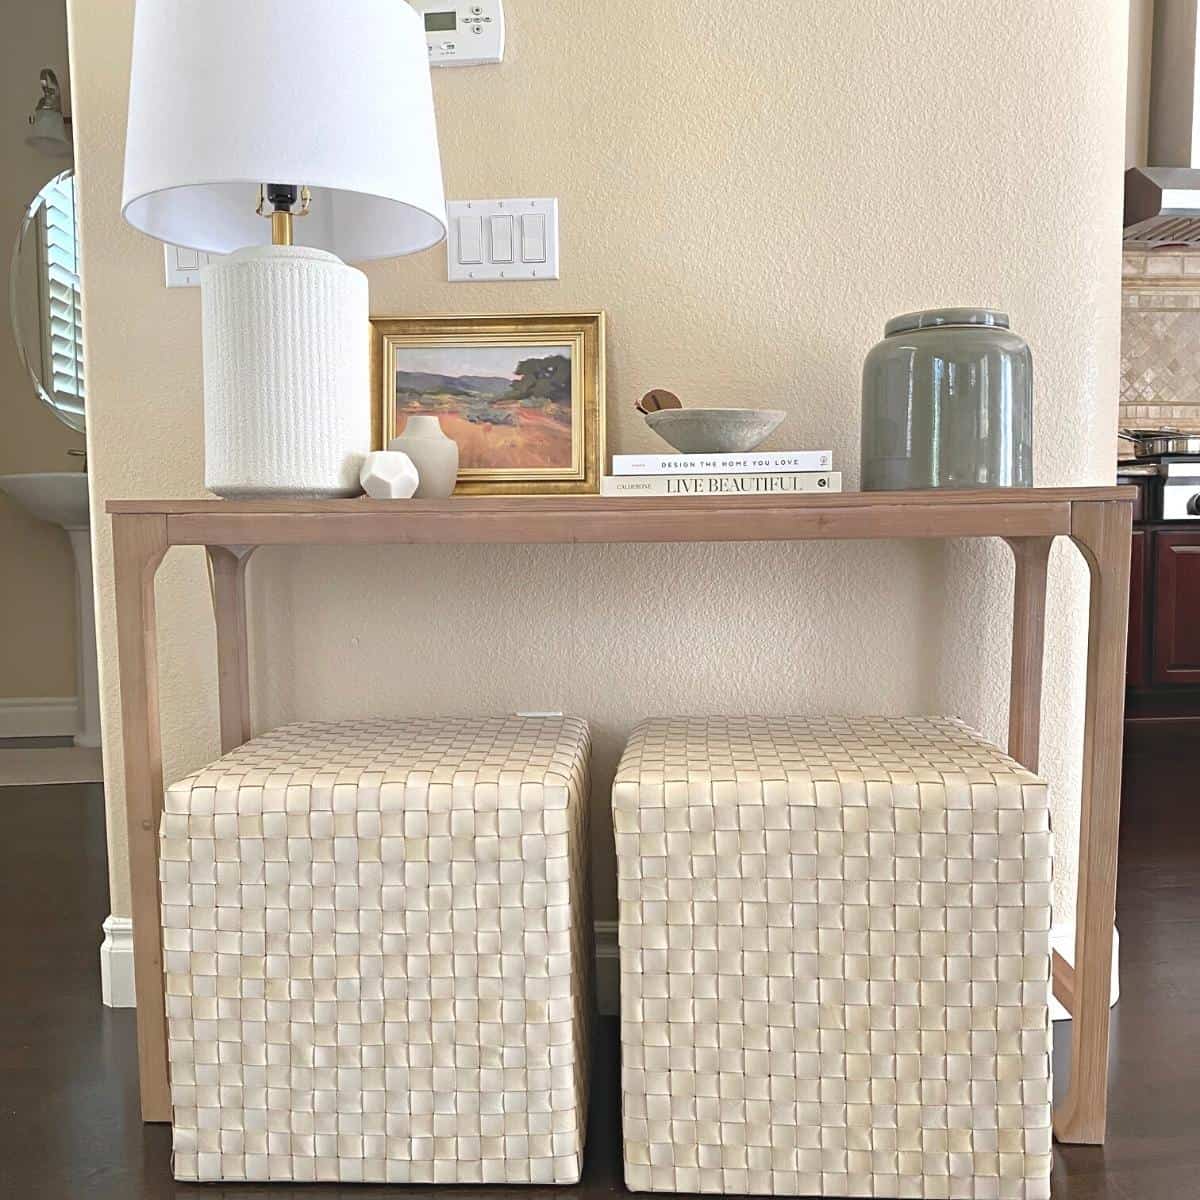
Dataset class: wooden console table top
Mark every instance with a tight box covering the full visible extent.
[108,486,1129,545]
[107,486,1133,1145]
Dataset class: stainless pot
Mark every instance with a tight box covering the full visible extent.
[1121,429,1200,458]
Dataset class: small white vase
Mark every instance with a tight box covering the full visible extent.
[389,414,460,498]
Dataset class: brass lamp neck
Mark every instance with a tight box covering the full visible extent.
[257,182,311,247]
[270,209,293,246]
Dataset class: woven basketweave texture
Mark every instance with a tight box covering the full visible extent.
[614,716,1052,1200]
[160,716,591,1184]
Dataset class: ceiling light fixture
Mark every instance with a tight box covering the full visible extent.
[26,68,72,156]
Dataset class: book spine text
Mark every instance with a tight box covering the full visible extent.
[600,472,842,497]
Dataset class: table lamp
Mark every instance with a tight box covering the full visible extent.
[121,0,447,498]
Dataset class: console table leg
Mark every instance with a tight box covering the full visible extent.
[208,546,255,753]
[1004,537,1081,1013]
[1004,536,1053,773]
[1054,499,1132,1145]
[111,514,171,1122]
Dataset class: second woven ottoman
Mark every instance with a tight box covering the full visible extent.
[614,716,1053,1200]
[160,715,591,1185]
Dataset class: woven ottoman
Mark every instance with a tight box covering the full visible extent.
[613,716,1052,1200]
[159,715,592,1185]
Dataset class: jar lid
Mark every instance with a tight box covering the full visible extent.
[885,308,1010,336]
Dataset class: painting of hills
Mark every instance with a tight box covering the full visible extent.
[393,343,575,471]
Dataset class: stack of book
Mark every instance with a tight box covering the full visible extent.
[601,450,840,497]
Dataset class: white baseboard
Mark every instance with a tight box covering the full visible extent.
[100,915,135,1008]
[104,914,622,1013]
[595,919,619,1016]
[594,919,1118,1023]
[100,913,1115,1019]
[0,696,79,739]
[1051,921,1119,1022]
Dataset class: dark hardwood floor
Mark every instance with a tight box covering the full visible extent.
[0,739,1196,1199]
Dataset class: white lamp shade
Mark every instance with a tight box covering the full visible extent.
[121,0,446,261]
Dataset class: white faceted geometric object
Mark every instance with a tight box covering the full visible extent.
[359,450,419,499]
[614,715,1054,1200]
[201,246,370,498]
[161,716,593,1185]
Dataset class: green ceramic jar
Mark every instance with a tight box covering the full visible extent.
[861,308,1033,491]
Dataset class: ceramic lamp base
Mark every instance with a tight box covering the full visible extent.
[201,245,370,498]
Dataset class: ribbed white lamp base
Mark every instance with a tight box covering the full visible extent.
[201,246,370,498]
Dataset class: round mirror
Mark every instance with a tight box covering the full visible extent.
[10,169,85,434]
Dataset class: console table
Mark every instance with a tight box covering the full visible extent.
[108,487,1133,1144]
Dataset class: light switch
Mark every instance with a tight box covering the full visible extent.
[521,214,547,263]
[446,199,560,282]
[489,215,514,263]
[163,244,220,288]
[458,215,483,263]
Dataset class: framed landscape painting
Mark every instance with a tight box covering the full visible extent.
[372,313,605,495]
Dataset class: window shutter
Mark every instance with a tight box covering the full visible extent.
[41,174,85,417]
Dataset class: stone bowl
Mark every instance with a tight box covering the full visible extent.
[645,408,786,454]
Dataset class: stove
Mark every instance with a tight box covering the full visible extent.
[1160,460,1200,519]
[1119,429,1200,521]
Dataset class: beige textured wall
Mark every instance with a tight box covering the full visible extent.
[1127,0,1155,166]
[69,1,1127,925]
[0,0,82,701]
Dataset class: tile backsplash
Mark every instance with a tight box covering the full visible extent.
[1122,251,1200,430]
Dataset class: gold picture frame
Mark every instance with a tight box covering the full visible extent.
[371,312,606,496]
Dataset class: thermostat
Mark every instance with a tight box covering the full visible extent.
[410,0,504,67]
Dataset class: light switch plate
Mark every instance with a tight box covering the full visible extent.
[447,198,559,282]
[164,244,220,288]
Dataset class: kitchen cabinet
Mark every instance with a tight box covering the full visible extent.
[1127,530,1147,688]
[1118,459,1200,719]
[1152,532,1200,685]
